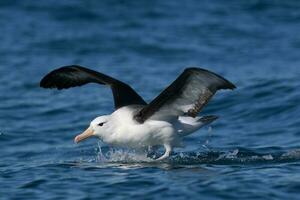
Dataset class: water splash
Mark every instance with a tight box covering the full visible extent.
[92,144,300,165]
[95,142,153,163]
[167,148,300,165]
[202,126,213,151]
[95,141,107,163]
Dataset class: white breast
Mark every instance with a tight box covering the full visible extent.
[102,106,177,148]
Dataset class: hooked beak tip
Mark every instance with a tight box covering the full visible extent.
[74,136,80,144]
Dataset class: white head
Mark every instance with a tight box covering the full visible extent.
[74,115,111,143]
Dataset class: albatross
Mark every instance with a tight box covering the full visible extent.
[40,65,235,160]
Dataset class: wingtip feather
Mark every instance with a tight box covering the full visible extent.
[185,67,236,91]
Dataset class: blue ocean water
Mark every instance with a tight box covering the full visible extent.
[1,0,300,199]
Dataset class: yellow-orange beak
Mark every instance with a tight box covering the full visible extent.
[74,126,94,143]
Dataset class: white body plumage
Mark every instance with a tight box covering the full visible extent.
[90,106,212,160]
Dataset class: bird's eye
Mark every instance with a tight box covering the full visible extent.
[98,122,105,126]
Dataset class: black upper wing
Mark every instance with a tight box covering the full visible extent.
[40,65,147,109]
[134,67,235,123]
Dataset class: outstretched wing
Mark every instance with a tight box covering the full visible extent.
[134,67,235,123]
[40,65,147,109]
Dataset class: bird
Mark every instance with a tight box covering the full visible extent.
[40,65,236,160]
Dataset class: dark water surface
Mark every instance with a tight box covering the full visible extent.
[1,0,300,199]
